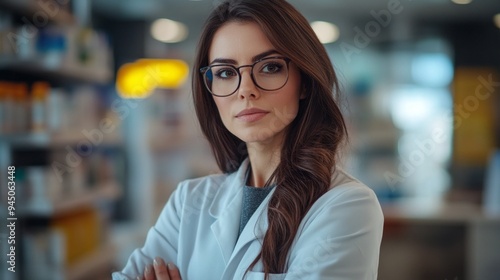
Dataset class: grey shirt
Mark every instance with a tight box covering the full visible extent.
[238,184,274,236]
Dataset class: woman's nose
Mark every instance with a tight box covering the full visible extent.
[238,68,260,99]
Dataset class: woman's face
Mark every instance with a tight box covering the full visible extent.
[208,21,303,146]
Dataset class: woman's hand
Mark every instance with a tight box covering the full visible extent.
[138,257,182,280]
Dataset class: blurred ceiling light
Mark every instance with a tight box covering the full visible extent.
[451,0,472,4]
[311,21,339,44]
[116,59,189,98]
[151,18,188,43]
[494,14,500,29]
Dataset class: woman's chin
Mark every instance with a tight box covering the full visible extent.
[234,130,284,145]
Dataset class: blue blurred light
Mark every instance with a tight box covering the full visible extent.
[411,54,453,87]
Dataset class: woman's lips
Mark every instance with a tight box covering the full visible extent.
[236,108,269,122]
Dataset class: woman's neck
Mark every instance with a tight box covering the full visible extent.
[246,140,282,188]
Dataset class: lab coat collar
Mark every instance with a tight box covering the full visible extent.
[209,158,249,264]
[208,158,276,266]
[208,158,249,218]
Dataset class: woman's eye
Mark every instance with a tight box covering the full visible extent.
[215,68,237,79]
[261,63,283,74]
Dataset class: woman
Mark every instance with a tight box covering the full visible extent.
[113,0,383,279]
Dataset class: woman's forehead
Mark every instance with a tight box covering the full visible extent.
[208,21,276,64]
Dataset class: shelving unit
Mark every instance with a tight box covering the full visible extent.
[0,1,122,279]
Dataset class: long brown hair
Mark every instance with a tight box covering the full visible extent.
[192,0,347,277]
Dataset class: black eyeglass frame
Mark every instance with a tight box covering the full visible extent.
[199,56,292,97]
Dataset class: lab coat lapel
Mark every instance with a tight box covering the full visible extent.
[209,159,249,264]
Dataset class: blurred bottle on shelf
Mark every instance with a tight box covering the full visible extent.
[0,81,7,134]
[47,87,65,133]
[0,28,15,56]
[15,25,37,59]
[14,83,29,133]
[31,81,49,132]
[3,82,15,134]
[36,27,67,68]
[23,228,65,280]
[26,167,51,213]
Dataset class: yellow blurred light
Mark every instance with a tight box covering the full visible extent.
[116,63,154,99]
[494,14,500,29]
[116,59,189,99]
[137,59,189,88]
[451,0,472,4]
[311,21,340,44]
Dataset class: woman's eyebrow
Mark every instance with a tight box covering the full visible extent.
[252,49,279,62]
[209,58,237,65]
[209,49,280,65]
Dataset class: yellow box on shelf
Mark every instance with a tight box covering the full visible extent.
[51,208,101,265]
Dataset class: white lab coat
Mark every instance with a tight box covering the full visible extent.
[113,159,384,280]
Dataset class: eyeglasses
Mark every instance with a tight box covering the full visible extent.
[200,56,291,97]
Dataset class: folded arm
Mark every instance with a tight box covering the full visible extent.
[112,184,185,280]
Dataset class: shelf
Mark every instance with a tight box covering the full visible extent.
[0,0,75,25]
[0,56,113,84]
[0,132,50,146]
[20,181,122,217]
[52,130,122,146]
[0,131,123,147]
[66,243,116,280]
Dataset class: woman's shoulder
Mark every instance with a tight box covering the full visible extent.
[297,166,384,238]
[305,167,383,221]
[180,172,230,188]
[173,170,243,205]
[327,166,378,200]
[288,168,384,278]
[177,159,249,194]
[176,172,231,195]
